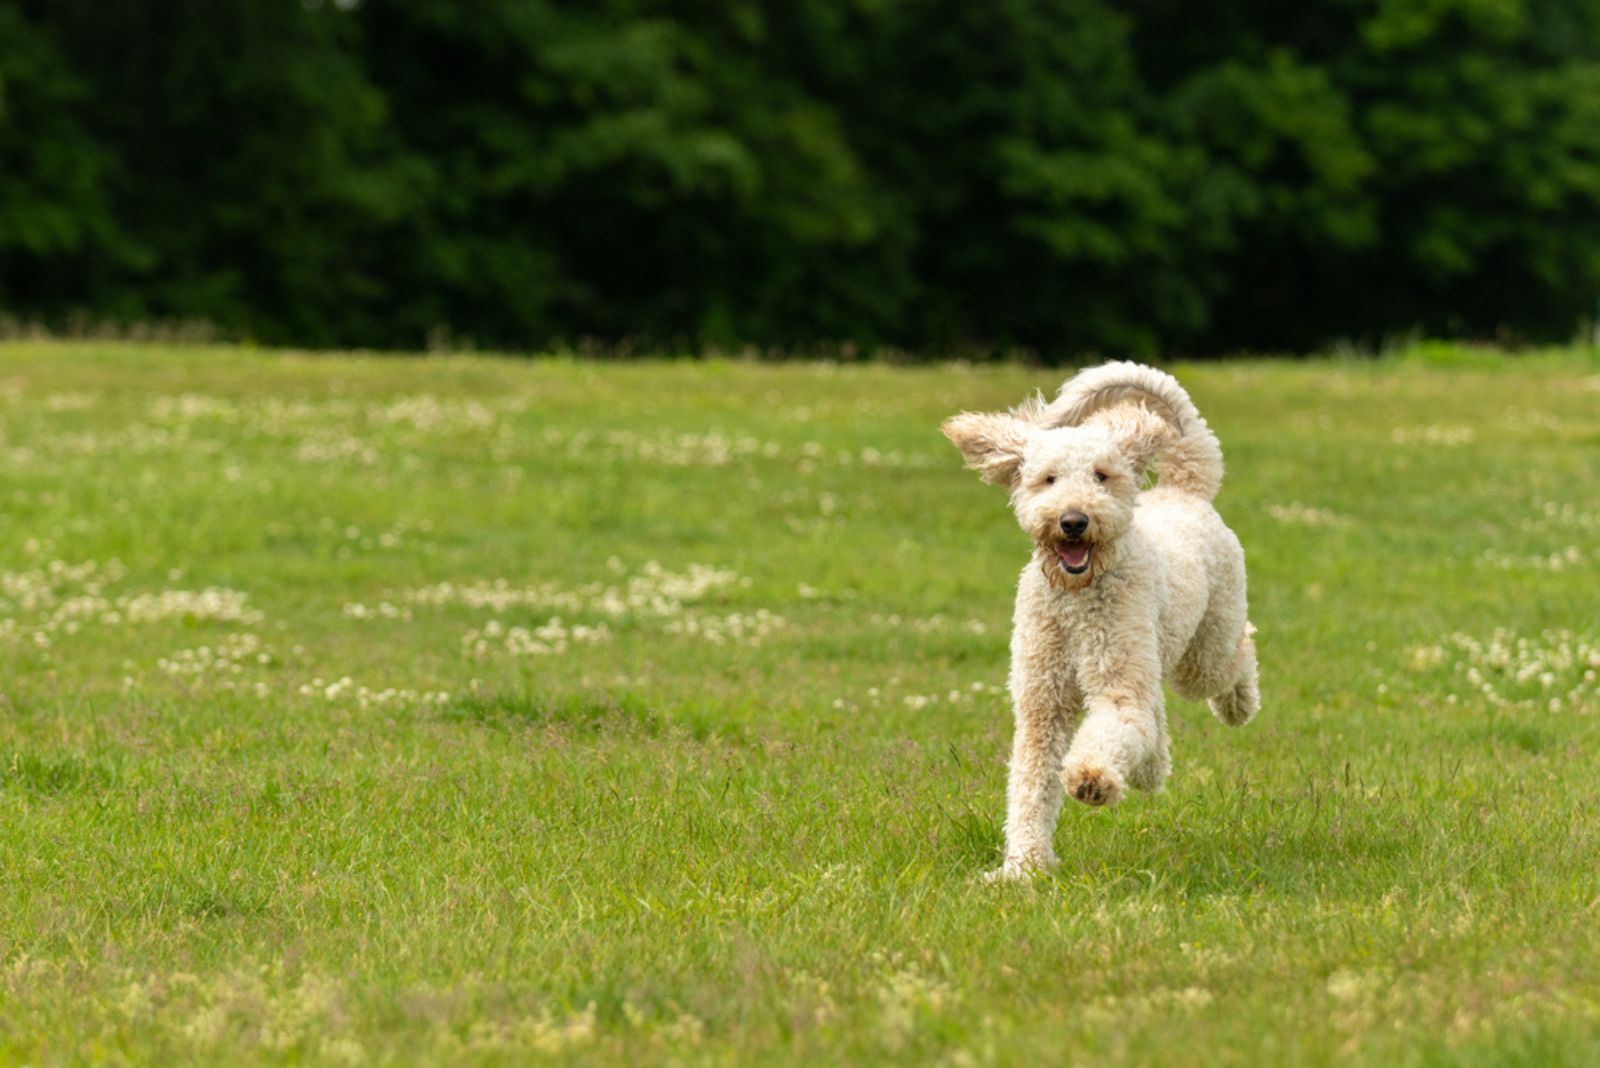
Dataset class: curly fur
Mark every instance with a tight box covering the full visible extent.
[1045,359,1225,500]
[942,361,1260,881]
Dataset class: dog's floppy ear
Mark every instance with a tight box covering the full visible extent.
[941,410,1034,487]
[1096,404,1174,481]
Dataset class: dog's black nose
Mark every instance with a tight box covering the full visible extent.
[1059,512,1089,537]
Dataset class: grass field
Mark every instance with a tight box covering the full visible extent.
[0,341,1597,1065]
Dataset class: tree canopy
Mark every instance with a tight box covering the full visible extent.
[3,0,1599,357]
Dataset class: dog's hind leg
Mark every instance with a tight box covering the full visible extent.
[1207,625,1259,726]
[1172,582,1258,727]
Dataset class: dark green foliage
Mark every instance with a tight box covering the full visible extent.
[0,5,125,313]
[2,0,1600,356]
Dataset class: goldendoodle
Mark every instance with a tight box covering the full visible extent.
[942,361,1260,880]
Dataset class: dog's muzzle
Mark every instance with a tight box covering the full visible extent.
[1056,512,1092,574]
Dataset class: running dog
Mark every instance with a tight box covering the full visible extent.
[942,362,1260,880]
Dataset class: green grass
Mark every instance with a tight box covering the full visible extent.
[0,341,1597,1065]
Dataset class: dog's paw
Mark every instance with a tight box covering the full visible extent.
[1208,680,1259,726]
[1062,763,1125,807]
[981,854,1057,883]
[1126,739,1172,792]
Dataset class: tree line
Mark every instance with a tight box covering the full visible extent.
[4,0,1600,358]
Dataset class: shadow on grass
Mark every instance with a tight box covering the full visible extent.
[935,782,1445,903]
[1459,720,1559,755]
[110,877,276,924]
[0,751,120,796]
[440,689,743,743]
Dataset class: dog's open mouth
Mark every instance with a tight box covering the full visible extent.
[1056,542,1092,575]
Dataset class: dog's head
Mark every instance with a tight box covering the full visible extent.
[942,398,1172,588]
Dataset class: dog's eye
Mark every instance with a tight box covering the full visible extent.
[1044,475,1056,485]
[1094,470,1108,483]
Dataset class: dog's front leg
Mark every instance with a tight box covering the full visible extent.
[1061,643,1169,808]
[987,663,1074,881]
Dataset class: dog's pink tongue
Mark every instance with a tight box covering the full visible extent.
[1061,545,1089,568]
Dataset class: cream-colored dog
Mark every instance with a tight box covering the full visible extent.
[942,362,1260,880]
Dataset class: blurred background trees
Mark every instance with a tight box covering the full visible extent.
[3,0,1599,358]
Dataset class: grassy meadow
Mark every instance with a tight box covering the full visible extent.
[0,341,1597,1065]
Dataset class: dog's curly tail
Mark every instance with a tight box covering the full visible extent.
[1044,361,1225,500]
